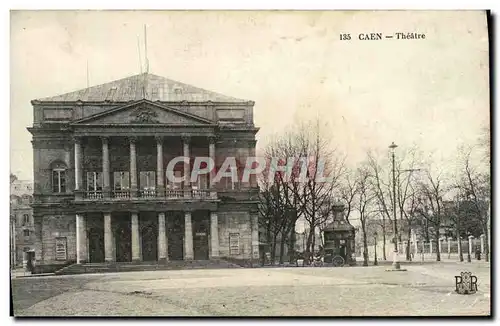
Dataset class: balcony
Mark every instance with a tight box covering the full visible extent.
[77,189,217,201]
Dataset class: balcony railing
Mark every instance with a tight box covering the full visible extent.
[139,189,157,198]
[192,189,211,199]
[80,189,217,200]
[113,190,130,199]
[85,191,103,199]
[165,189,184,199]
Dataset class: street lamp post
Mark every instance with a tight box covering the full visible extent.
[389,142,401,270]
[374,231,378,266]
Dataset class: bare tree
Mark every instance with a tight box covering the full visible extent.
[354,165,375,266]
[455,146,490,262]
[339,169,357,223]
[415,169,448,261]
[292,119,345,259]
[366,152,393,260]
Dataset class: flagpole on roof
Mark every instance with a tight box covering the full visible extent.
[137,35,143,75]
[86,60,89,88]
[143,24,149,99]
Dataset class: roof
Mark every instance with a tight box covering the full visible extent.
[323,220,355,232]
[34,73,249,103]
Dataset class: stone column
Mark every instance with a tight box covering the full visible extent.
[448,237,452,255]
[210,212,219,259]
[468,235,474,256]
[101,137,110,198]
[251,213,259,260]
[414,239,418,255]
[130,137,138,197]
[184,212,194,260]
[209,136,216,188]
[480,234,485,254]
[182,136,191,191]
[156,136,164,197]
[438,238,442,255]
[74,137,83,191]
[76,214,87,264]
[429,241,433,254]
[131,212,140,262]
[104,213,113,262]
[249,140,257,188]
[158,213,167,262]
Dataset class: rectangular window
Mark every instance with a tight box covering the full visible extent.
[192,174,208,190]
[23,230,30,237]
[139,171,156,190]
[113,171,130,190]
[222,166,239,190]
[52,169,66,193]
[55,237,67,261]
[229,233,240,255]
[86,172,103,192]
[23,214,30,226]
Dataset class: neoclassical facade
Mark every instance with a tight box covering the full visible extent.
[29,73,260,266]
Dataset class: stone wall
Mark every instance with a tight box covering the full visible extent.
[41,214,76,264]
[217,211,253,259]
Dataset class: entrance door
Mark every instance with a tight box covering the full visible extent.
[167,213,184,260]
[141,224,158,261]
[88,228,105,263]
[115,221,132,262]
[193,213,209,260]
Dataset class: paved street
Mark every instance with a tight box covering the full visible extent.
[12,262,490,316]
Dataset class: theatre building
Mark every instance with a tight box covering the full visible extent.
[28,73,260,267]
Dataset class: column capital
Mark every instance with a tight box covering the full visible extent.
[155,136,164,144]
[208,136,218,144]
[129,136,138,144]
[100,136,109,144]
[73,136,83,144]
[181,135,191,144]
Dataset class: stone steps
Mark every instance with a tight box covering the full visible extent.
[54,259,241,275]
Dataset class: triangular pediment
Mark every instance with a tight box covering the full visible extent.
[72,100,214,126]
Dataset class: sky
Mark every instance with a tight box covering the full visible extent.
[10,10,490,181]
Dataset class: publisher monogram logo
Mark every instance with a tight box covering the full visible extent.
[455,271,478,295]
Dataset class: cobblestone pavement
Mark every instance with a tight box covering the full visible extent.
[12,262,490,316]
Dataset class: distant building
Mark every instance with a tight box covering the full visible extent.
[10,180,35,267]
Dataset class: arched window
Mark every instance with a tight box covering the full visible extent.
[51,161,67,193]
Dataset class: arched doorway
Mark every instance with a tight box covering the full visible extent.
[141,224,158,262]
[88,227,104,263]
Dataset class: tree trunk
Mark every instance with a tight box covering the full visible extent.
[271,233,277,265]
[305,227,314,264]
[483,223,489,262]
[382,224,387,260]
[406,227,412,261]
[287,228,296,263]
[279,231,286,265]
[312,228,316,255]
[435,227,441,261]
[456,218,463,262]
[361,220,368,266]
